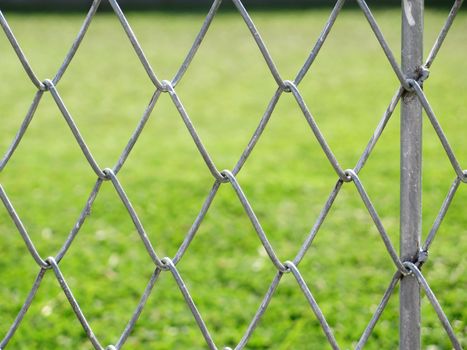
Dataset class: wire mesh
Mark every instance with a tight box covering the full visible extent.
[0,0,465,349]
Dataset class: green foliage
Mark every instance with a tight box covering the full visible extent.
[0,7,465,349]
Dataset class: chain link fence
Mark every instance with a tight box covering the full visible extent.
[0,0,465,349]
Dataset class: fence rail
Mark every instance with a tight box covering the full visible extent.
[0,0,465,349]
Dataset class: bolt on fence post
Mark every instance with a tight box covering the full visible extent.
[400,0,424,349]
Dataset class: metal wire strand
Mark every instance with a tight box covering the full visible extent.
[410,80,465,181]
[0,91,43,172]
[53,0,102,84]
[425,0,465,69]
[163,257,218,350]
[105,168,165,269]
[47,257,104,350]
[222,170,287,272]
[285,261,340,350]
[355,0,411,90]
[0,10,44,89]
[164,81,225,182]
[231,0,285,90]
[0,185,48,268]
[107,0,163,89]
[285,81,348,182]
[423,176,462,252]
[355,271,401,349]
[46,80,107,179]
[404,262,463,350]
[346,170,408,275]
[0,269,46,349]
[116,268,162,349]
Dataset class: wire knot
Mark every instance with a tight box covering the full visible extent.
[282,261,296,274]
[404,66,430,92]
[218,170,232,184]
[160,80,173,93]
[343,169,355,183]
[461,169,467,183]
[416,250,428,267]
[416,66,430,85]
[40,79,54,92]
[44,256,57,270]
[404,78,417,92]
[102,168,114,181]
[160,257,173,271]
[282,80,294,93]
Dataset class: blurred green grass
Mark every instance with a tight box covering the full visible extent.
[0,5,466,349]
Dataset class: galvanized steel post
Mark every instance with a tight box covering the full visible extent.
[400,0,424,349]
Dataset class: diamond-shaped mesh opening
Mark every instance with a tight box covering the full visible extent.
[0,12,91,79]
[122,3,216,80]
[0,95,96,256]
[174,9,279,166]
[422,11,467,168]
[123,271,213,349]
[420,185,466,348]
[238,94,338,259]
[358,288,399,350]
[116,96,215,258]
[0,32,36,154]
[355,104,401,238]
[233,6,334,80]
[2,271,86,349]
[420,270,466,348]
[0,217,39,341]
[246,273,334,350]
[175,183,280,344]
[295,184,397,348]
[55,12,158,167]
[421,118,461,239]
[293,8,401,167]
[51,182,158,347]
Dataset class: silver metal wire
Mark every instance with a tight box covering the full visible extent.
[0,0,464,349]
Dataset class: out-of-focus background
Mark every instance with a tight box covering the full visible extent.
[0,0,455,10]
[0,1,465,349]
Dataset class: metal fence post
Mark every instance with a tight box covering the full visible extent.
[400,0,424,349]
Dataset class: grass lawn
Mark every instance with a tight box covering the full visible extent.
[0,4,466,349]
